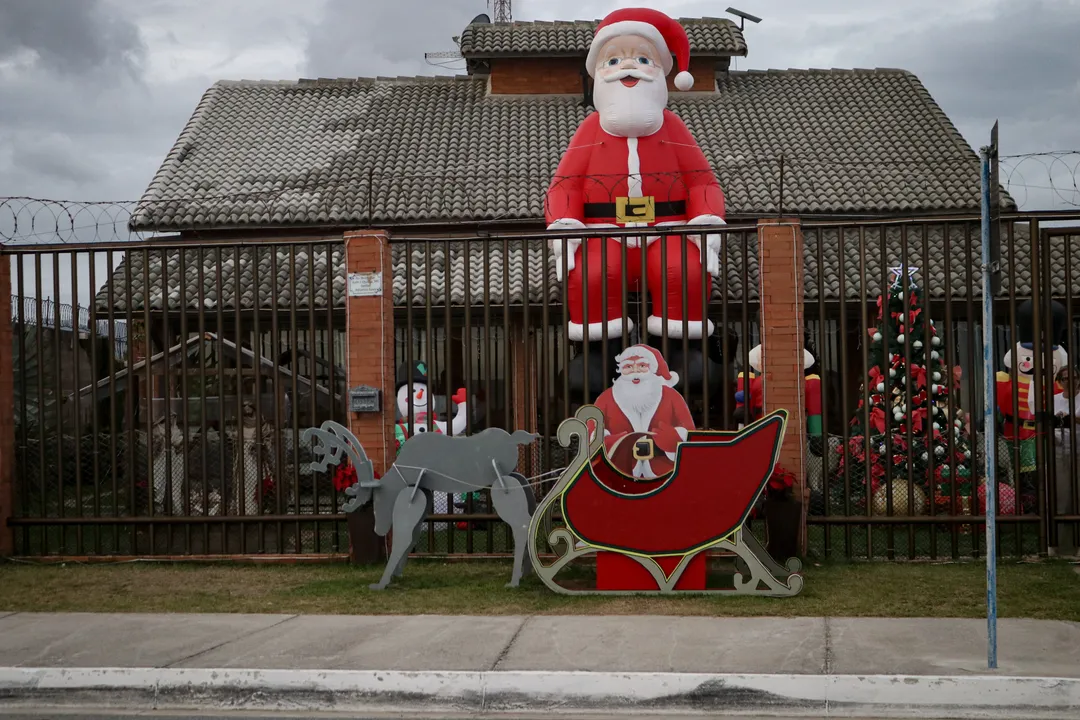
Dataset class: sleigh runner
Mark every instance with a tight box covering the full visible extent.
[528,406,804,596]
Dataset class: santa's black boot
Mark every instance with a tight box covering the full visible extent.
[567,338,627,404]
[648,335,722,399]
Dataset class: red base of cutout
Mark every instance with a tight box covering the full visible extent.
[596,550,706,591]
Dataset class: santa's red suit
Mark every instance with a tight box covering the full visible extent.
[544,8,726,342]
[591,345,696,478]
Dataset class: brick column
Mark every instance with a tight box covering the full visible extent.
[757,219,808,553]
[0,258,14,556]
[343,231,394,564]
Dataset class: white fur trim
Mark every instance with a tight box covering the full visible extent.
[646,315,714,340]
[748,344,763,372]
[587,21,672,77]
[675,427,689,442]
[568,317,634,342]
[674,71,694,91]
[804,349,815,370]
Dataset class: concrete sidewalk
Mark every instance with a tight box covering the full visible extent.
[0,612,1078,717]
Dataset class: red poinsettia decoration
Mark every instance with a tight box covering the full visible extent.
[766,466,797,501]
[332,461,380,492]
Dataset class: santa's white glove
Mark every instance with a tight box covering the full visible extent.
[685,214,726,278]
[547,218,586,281]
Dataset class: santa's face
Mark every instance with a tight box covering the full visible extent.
[613,354,663,410]
[592,35,668,138]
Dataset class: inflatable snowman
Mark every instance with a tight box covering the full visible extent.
[395,362,469,527]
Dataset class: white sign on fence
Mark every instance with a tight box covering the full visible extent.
[348,272,382,297]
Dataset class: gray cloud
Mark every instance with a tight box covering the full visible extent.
[0,0,145,76]
[0,0,1078,213]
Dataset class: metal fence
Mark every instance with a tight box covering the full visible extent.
[5,215,1080,559]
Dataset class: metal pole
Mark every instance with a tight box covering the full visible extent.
[980,141,998,670]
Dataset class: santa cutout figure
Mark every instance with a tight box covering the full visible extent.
[591,344,695,479]
[545,9,726,374]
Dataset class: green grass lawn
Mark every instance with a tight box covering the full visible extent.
[1,558,1078,619]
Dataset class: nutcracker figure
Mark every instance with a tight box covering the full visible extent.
[546,8,726,396]
[996,300,1068,511]
[734,341,819,439]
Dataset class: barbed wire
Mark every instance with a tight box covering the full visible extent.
[1,152,1077,245]
[997,151,1080,211]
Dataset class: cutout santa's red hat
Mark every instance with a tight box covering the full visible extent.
[586,8,695,91]
[616,344,680,387]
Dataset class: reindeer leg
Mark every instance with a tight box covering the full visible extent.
[491,474,532,588]
[370,489,426,591]
[394,490,431,578]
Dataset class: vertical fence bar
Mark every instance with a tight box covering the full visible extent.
[963,223,980,558]
[269,248,284,552]
[197,248,209,549]
[1066,231,1079,551]
[88,252,101,554]
[141,249,155,553]
[837,229,852,557]
[680,235,690,407]
[1029,217,1047,555]
[980,144,998,670]
[815,228,830,558]
[541,239,551,484]
[1006,223,1022,555]
[879,229,893,560]
[16,257,28,552]
[325,243,339,551]
[214,247,227,548]
[463,240,474,553]
[942,224,959,559]
[900,226,915,559]
[701,226,711,428]
[52,254,65,552]
[720,231,731,429]
[306,245,319,547]
[445,239,456,552]
[69,252,83,553]
[233,246,247,549]
[34,256,45,552]
[252,247,267,552]
[289,245,301,553]
[920,224,937,559]
[581,234,590,408]
[178,247,190,552]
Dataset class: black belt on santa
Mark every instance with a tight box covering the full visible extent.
[583,200,686,219]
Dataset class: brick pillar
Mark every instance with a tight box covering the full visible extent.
[757,219,808,554]
[343,231,394,564]
[0,258,14,556]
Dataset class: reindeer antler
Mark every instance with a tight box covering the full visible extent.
[303,421,369,472]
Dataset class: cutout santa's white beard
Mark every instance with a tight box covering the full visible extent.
[593,69,668,138]
[611,371,664,431]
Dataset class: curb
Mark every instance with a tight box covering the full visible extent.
[0,667,1079,718]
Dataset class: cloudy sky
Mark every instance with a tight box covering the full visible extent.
[1,0,1079,209]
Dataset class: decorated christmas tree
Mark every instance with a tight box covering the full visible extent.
[838,266,974,514]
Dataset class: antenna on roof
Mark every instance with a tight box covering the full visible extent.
[725,7,762,30]
[489,0,511,23]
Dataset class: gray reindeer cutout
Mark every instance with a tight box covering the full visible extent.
[304,421,537,590]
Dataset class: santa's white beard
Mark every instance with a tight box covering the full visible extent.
[612,373,663,430]
[593,75,667,138]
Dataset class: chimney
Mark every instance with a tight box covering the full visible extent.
[457,17,748,97]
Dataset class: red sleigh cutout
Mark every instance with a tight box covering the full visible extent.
[529,406,802,595]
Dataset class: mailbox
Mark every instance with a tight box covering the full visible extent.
[349,385,381,413]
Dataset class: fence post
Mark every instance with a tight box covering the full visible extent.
[757,218,808,555]
[343,230,394,565]
[0,257,14,556]
[980,133,999,670]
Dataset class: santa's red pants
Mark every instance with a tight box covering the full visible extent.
[566,236,713,341]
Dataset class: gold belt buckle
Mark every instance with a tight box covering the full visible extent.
[632,437,655,461]
[616,196,656,224]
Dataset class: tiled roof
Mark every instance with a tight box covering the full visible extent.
[458,18,747,57]
[96,224,1074,314]
[130,69,992,232]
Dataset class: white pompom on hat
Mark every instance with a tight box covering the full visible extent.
[586,7,695,91]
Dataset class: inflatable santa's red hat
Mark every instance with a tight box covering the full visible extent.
[586,7,695,91]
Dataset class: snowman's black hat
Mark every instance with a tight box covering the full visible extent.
[396,361,431,391]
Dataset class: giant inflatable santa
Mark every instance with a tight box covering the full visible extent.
[592,344,695,479]
[545,8,726,354]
